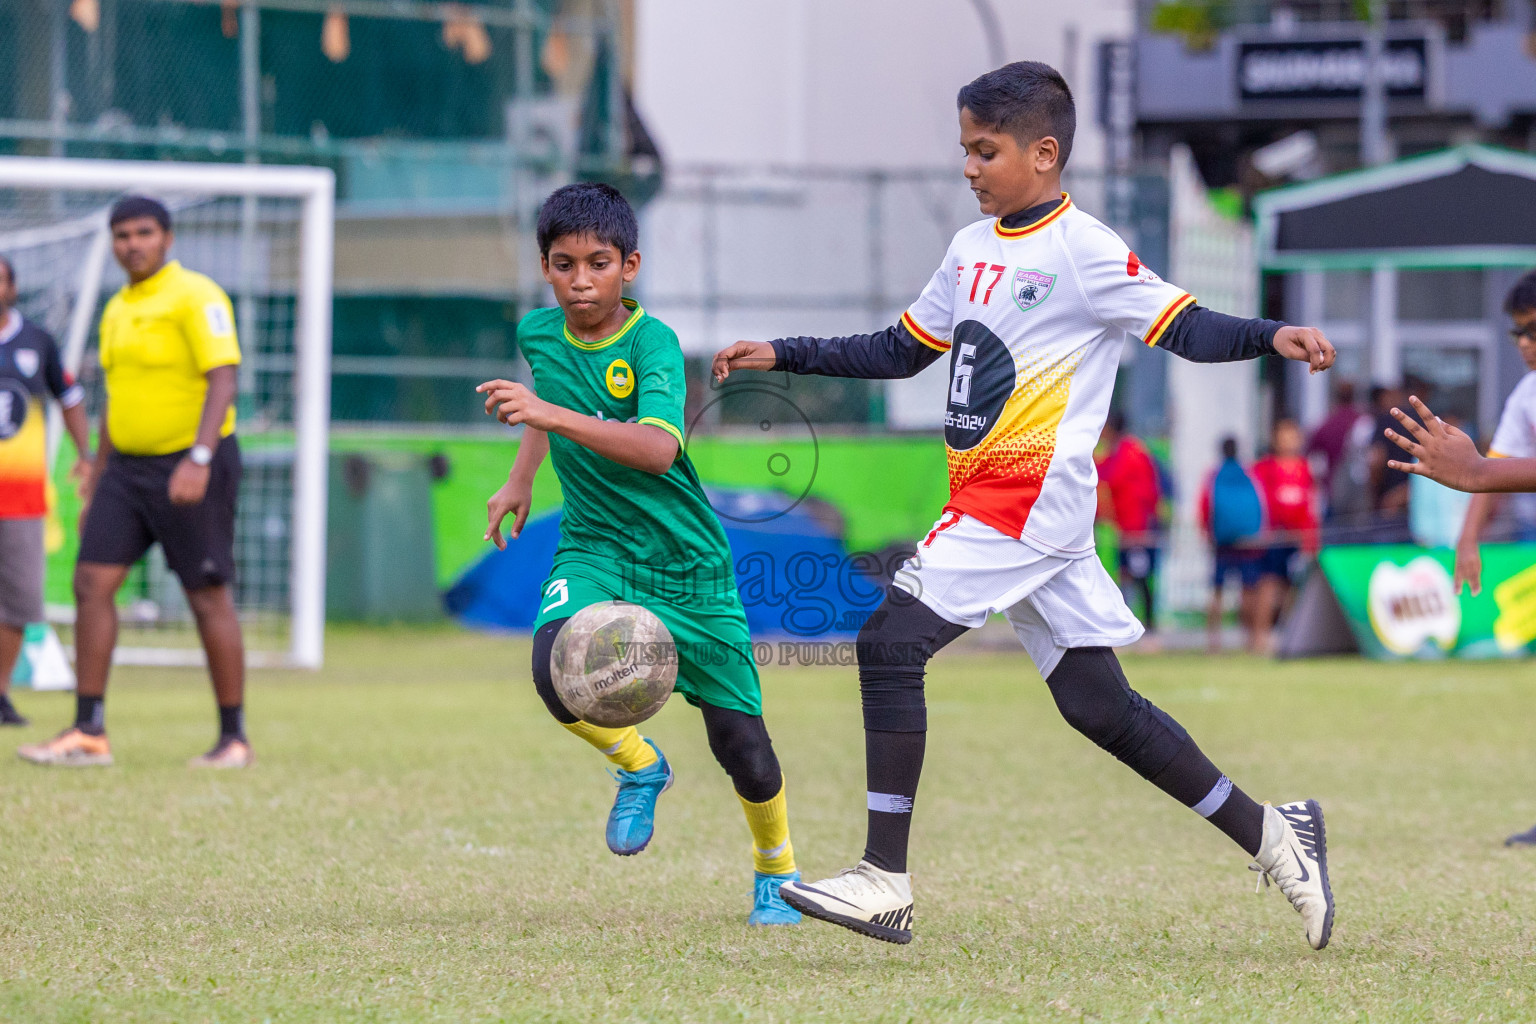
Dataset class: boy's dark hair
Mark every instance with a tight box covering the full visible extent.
[1220,436,1238,460]
[1505,269,1536,315]
[109,195,172,231]
[0,255,13,288]
[957,61,1076,170]
[536,182,638,258]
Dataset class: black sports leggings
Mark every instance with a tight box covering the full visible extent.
[532,618,783,802]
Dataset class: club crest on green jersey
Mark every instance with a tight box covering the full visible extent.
[1012,269,1056,312]
[606,358,634,398]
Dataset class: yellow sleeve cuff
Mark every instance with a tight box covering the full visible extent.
[639,417,685,452]
[1143,293,1197,348]
[901,311,951,353]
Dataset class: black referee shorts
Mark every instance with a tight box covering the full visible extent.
[79,436,241,591]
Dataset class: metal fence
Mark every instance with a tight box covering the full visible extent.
[638,163,1176,432]
[0,0,634,204]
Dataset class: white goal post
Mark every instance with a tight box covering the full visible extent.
[0,157,334,669]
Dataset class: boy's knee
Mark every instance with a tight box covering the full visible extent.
[720,737,780,798]
[701,705,781,802]
[856,594,962,734]
[1047,647,1188,776]
[532,618,578,724]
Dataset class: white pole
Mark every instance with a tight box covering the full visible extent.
[290,175,335,670]
[1360,0,1392,167]
[1371,262,1399,386]
[46,223,111,470]
[0,157,331,198]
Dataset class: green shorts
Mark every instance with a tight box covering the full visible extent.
[534,558,762,716]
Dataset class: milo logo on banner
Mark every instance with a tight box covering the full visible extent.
[1302,544,1536,661]
[1366,556,1460,656]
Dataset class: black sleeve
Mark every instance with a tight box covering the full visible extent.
[1154,305,1285,363]
[38,330,82,407]
[769,322,945,380]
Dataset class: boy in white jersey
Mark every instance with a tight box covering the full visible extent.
[1383,272,1536,847]
[1449,271,1536,601]
[713,62,1339,948]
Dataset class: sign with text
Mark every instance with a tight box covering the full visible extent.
[1315,543,1536,660]
[1238,38,1428,102]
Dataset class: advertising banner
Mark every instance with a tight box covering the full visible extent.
[1303,544,1536,660]
[1237,38,1429,102]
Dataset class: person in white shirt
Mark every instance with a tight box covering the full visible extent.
[1451,272,1536,598]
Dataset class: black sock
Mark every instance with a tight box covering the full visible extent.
[218,704,245,740]
[1046,648,1265,858]
[75,695,105,735]
[0,693,14,712]
[862,728,926,873]
[1149,739,1265,856]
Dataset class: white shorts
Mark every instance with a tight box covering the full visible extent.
[893,511,1143,677]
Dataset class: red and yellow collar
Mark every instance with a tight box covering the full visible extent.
[993,193,1071,240]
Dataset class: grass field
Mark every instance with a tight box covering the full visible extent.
[2,626,1535,1022]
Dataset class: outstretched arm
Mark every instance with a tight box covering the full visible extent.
[1156,305,1336,373]
[1386,395,1536,493]
[713,322,945,383]
[477,380,678,476]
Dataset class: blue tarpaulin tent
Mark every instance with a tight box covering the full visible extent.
[443,489,886,638]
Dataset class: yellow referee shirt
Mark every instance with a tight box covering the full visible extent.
[99,260,241,456]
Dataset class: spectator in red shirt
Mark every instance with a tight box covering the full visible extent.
[1251,419,1319,652]
[1096,412,1163,636]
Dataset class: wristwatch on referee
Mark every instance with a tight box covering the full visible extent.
[189,443,215,467]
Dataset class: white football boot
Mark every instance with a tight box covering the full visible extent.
[778,861,915,944]
[1252,799,1335,950]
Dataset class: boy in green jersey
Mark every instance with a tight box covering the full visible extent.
[476,183,800,925]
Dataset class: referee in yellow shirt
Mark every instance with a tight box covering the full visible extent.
[20,197,251,768]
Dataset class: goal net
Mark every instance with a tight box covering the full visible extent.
[0,158,333,669]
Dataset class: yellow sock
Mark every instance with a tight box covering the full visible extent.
[739,777,796,875]
[561,721,658,772]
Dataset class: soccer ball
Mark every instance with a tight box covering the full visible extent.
[551,601,678,728]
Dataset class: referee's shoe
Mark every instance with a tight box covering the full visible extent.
[190,736,254,769]
[18,726,113,767]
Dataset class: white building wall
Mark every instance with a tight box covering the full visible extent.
[634,0,1135,173]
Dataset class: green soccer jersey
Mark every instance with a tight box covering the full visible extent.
[517,299,734,600]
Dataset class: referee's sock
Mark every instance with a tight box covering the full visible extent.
[218,703,246,741]
[74,695,105,736]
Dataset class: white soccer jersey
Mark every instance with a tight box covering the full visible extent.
[900,194,1194,555]
[1489,370,1536,526]
[1489,370,1536,460]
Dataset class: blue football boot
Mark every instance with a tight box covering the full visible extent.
[605,739,673,856]
[748,870,803,926]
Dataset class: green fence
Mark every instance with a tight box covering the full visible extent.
[43,430,953,606]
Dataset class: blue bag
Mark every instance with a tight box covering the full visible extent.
[1210,458,1262,545]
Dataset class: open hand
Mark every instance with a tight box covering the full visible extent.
[1273,326,1336,374]
[1383,395,1485,492]
[484,479,532,550]
[477,379,556,430]
[711,341,775,383]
